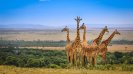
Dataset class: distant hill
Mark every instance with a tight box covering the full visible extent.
[0,24,53,29]
[0,24,133,30]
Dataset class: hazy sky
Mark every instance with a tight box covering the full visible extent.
[0,0,133,28]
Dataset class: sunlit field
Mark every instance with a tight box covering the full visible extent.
[0,29,133,41]
[0,65,132,74]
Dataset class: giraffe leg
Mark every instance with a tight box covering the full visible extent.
[81,50,84,65]
[68,56,70,63]
[93,56,97,66]
[87,56,91,65]
[91,57,94,66]
[82,55,85,66]
[70,53,73,64]
[83,55,86,66]
[74,53,78,66]
[102,53,106,64]
[67,52,70,63]
[102,54,104,63]
[72,54,75,65]
[104,51,107,63]
[103,53,107,63]
[75,53,78,66]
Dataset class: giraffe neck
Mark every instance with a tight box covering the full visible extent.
[76,22,80,41]
[66,30,70,43]
[95,29,106,45]
[105,31,115,46]
[83,27,86,42]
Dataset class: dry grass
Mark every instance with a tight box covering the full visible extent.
[0,65,132,74]
[108,45,133,52]
[1,30,133,41]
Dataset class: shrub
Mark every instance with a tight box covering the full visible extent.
[60,63,67,68]
[122,64,133,71]
[26,58,41,67]
[48,64,61,68]
[5,56,18,66]
[16,58,25,67]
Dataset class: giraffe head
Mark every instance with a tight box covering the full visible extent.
[114,29,120,35]
[75,16,82,24]
[61,26,69,32]
[79,23,86,30]
[103,26,109,33]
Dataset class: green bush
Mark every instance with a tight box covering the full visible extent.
[0,48,133,69]
[5,56,18,65]
[26,58,41,67]
[60,63,67,68]
[17,58,26,67]
[48,64,61,68]
[122,64,133,71]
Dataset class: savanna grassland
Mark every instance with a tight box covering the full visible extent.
[0,29,133,74]
[0,29,133,52]
[0,29,133,41]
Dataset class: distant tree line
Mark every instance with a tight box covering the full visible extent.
[110,40,133,45]
[0,40,133,48]
[0,40,66,47]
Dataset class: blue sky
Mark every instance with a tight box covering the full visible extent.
[0,0,133,28]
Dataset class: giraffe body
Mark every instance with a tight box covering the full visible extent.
[85,26,109,65]
[98,29,120,63]
[61,27,74,64]
[93,26,109,45]
[71,16,82,66]
[79,23,88,66]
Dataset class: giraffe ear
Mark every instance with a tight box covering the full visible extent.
[75,16,79,20]
[115,29,118,33]
[78,16,82,20]
[105,26,107,28]
[82,23,85,26]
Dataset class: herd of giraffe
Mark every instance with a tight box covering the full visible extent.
[61,16,120,67]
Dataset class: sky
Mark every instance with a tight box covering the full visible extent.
[0,0,133,28]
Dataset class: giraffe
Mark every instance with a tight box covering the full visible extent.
[98,29,120,63]
[79,23,88,47]
[92,26,109,46]
[79,23,88,66]
[82,43,99,66]
[71,16,82,66]
[61,26,72,63]
[84,26,109,66]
